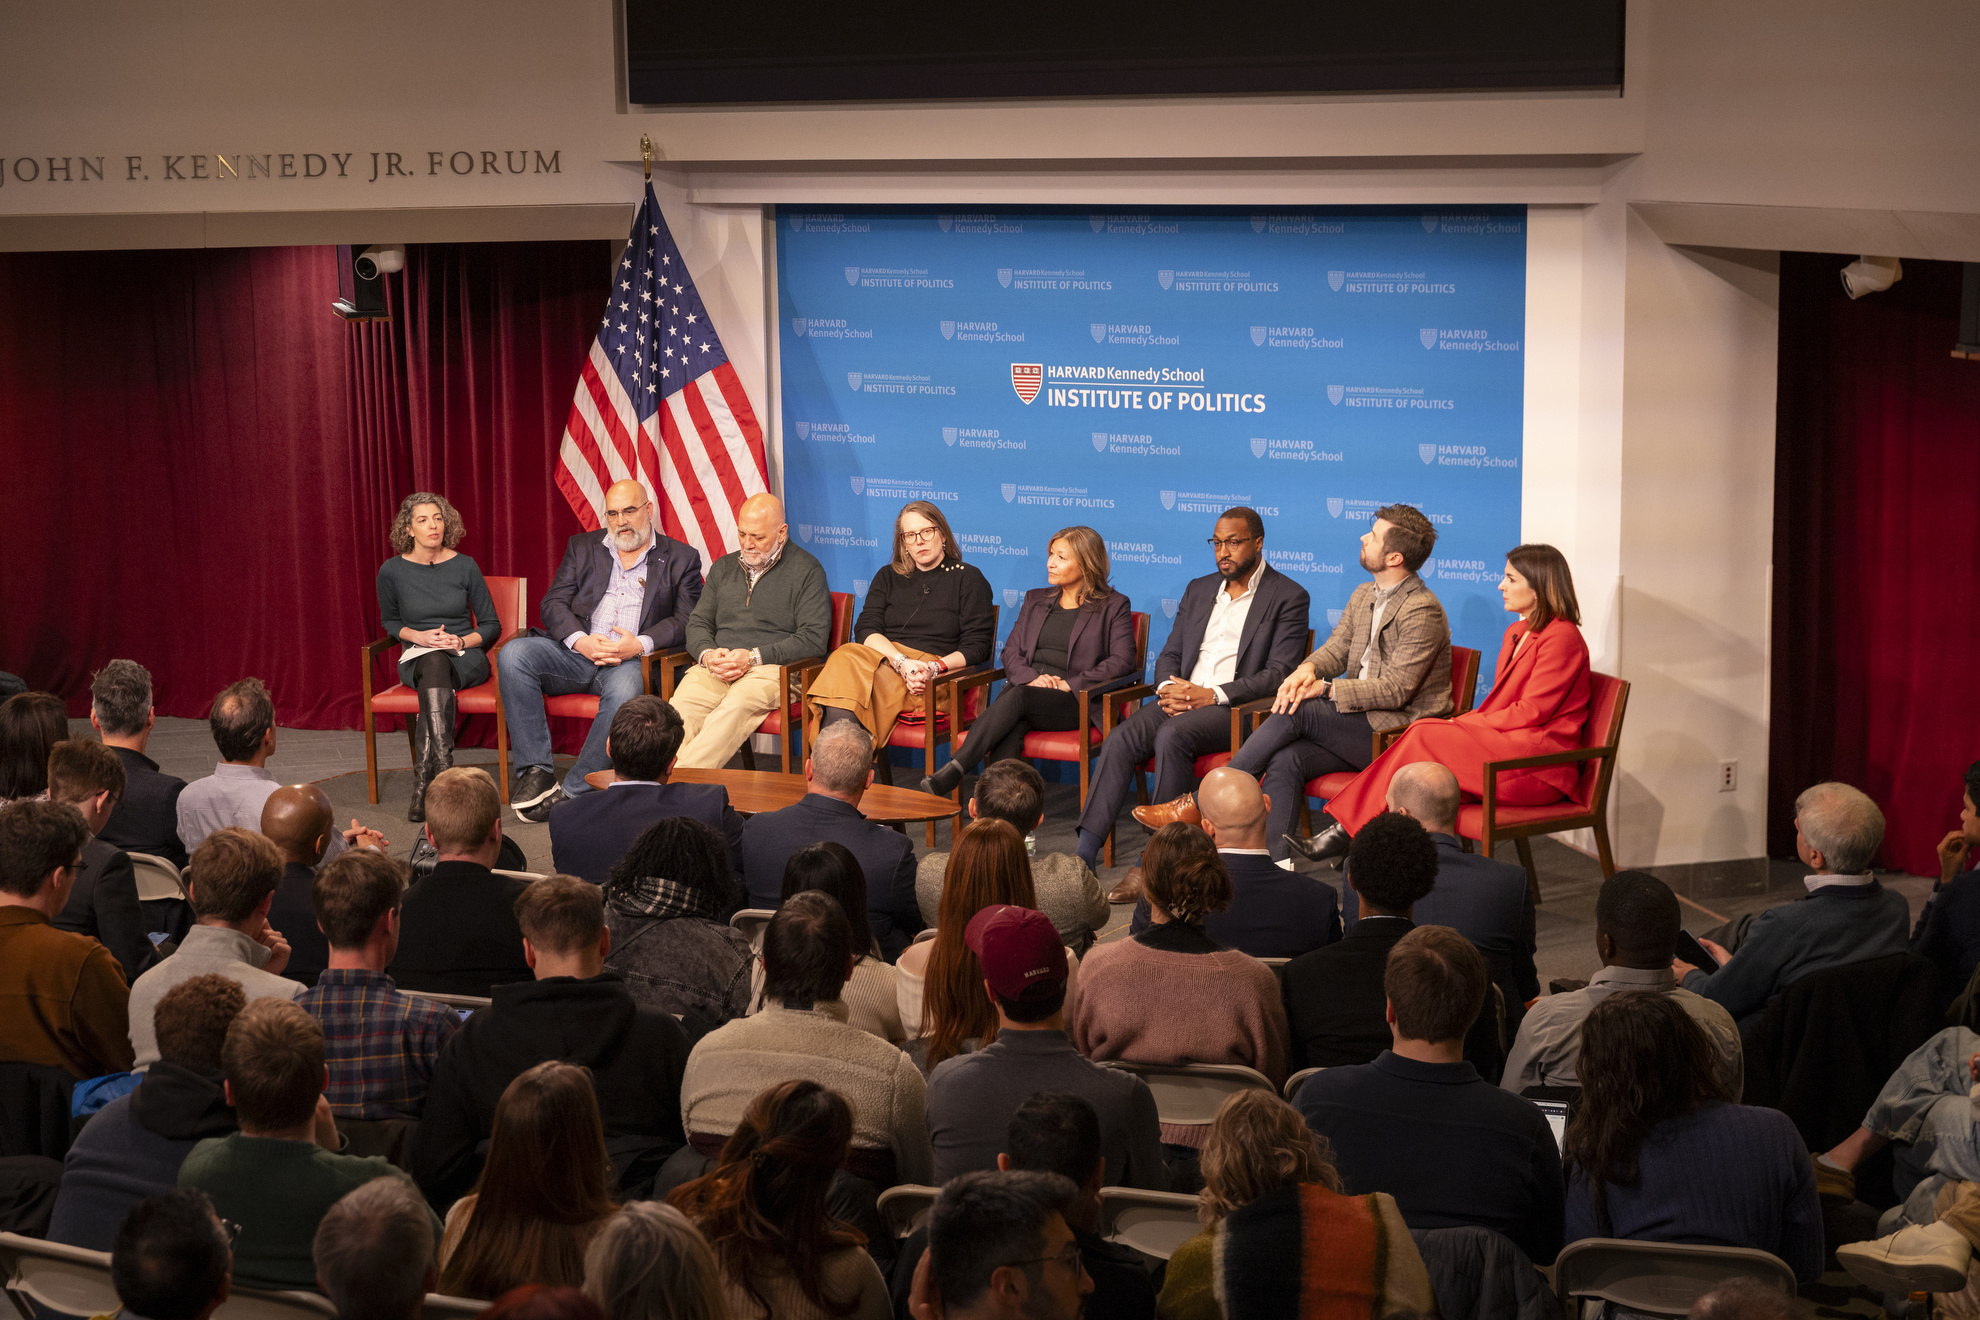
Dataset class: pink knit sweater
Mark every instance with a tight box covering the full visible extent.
[1070,936,1289,1147]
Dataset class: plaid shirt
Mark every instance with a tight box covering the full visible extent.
[298,968,460,1120]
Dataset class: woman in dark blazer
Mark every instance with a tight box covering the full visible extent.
[920,525,1135,798]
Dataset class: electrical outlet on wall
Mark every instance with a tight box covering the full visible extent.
[1719,760,1738,792]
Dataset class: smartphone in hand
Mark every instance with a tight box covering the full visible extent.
[1674,929,1721,972]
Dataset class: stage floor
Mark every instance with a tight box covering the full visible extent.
[92,717,1934,989]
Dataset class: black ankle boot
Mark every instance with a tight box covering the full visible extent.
[919,759,965,799]
[408,686,458,822]
[1284,823,1351,865]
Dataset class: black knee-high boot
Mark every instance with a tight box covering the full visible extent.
[408,686,458,822]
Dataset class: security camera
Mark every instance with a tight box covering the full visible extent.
[354,244,405,280]
[1840,255,1902,300]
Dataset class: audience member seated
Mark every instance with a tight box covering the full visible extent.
[900,819,1080,1065]
[682,893,933,1187]
[1563,992,1820,1281]
[178,997,439,1291]
[1295,925,1564,1264]
[1283,811,1506,1076]
[413,875,691,1206]
[261,782,337,987]
[605,815,754,1036]
[1161,1090,1434,1320]
[1374,762,1537,1008]
[1073,822,1289,1152]
[1128,768,1340,958]
[584,1200,729,1320]
[740,720,920,958]
[90,659,190,868]
[916,760,1107,953]
[128,826,301,1070]
[50,974,245,1250]
[0,690,66,804]
[926,907,1166,1189]
[175,677,377,859]
[893,1093,1157,1320]
[107,1189,234,1320]
[1687,1279,1809,1320]
[671,1079,892,1320]
[48,738,155,983]
[1910,759,1980,993]
[1504,870,1742,1096]
[439,1061,622,1299]
[780,841,902,1042]
[550,696,745,885]
[391,766,535,996]
[315,1176,440,1320]
[0,799,136,1077]
[298,849,459,1120]
[915,1170,1092,1320]
[1679,781,1909,1030]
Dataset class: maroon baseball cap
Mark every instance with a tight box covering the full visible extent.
[964,905,1068,1002]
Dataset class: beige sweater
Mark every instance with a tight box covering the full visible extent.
[718,1247,891,1320]
[681,1002,933,1184]
[749,955,903,1045]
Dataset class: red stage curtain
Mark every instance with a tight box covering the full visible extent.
[1770,254,1980,876]
[0,240,612,742]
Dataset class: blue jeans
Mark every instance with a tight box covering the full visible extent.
[497,634,647,796]
[1862,1026,1980,1230]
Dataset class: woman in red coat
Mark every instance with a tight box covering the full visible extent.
[1296,543,1592,863]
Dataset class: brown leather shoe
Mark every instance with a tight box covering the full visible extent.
[1131,795,1201,830]
[1107,867,1143,904]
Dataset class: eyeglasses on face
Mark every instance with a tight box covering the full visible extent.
[902,527,943,544]
[1206,536,1259,551]
[1009,1243,1083,1274]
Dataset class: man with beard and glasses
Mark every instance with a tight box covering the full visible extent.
[501,479,705,823]
[1134,505,1453,868]
[1071,507,1309,900]
[670,492,832,771]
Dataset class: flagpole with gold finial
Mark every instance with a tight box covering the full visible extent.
[640,134,653,182]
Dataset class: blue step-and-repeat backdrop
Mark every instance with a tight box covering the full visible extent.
[776,205,1526,700]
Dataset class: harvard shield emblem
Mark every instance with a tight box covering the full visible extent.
[1159,491,1176,510]
[797,524,812,542]
[1157,270,1174,290]
[1419,444,1438,465]
[997,268,1012,288]
[850,476,864,494]
[940,321,955,339]
[1420,329,1438,350]
[1162,599,1179,619]
[1250,326,1266,346]
[844,266,861,286]
[1010,364,1042,404]
[1250,439,1267,458]
[942,427,957,446]
[847,373,862,392]
[1001,484,1016,503]
[1327,385,1344,406]
[795,421,810,440]
[1090,323,1106,343]
[1326,498,1344,518]
[791,317,806,336]
[1328,270,1344,291]
[1091,433,1107,453]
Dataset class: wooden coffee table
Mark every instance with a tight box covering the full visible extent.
[582,767,959,827]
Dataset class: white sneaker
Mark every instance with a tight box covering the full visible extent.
[1838,1220,1973,1295]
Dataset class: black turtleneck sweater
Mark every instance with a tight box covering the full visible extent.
[853,560,996,664]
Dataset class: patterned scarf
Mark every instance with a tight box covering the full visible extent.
[617,874,721,921]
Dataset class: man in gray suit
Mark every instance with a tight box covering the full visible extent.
[1137,504,1452,864]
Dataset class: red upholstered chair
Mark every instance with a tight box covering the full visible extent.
[361,576,526,805]
[947,612,1152,836]
[862,606,1000,847]
[512,645,689,762]
[664,591,853,774]
[1286,643,1482,843]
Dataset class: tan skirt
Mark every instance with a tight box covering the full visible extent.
[805,643,942,748]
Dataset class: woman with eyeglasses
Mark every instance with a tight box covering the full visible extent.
[920,525,1135,800]
[806,501,995,749]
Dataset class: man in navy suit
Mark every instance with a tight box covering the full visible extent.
[1072,507,1310,889]
[1346,761,1539,1010]
[1129,767,1340,958]
[500,479,704,822]
[548,695,743,887]
[737,720,920,958]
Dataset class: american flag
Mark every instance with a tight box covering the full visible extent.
[555,182,768,563]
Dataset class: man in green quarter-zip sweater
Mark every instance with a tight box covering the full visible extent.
[674,493,833,770]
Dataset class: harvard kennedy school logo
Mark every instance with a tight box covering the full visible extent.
[796,421,810,440]
[1005,588,1024,608]
[1092,432,1107,453]
[1160,491,1176,510]
[847,372,863,392]
[850,476,864,494]
[1328,270,1344,291]
[1327,385,1345,405]
[797,524,812,542]
[942,427,957,446]
[1162,599,1180,619]
[1327,497,1345,518]
[1250,439,1267,458]
[1011,363,1043,404]
[941,321,955,339]
[1158,270,1174,290]
[1419,444,1438,465]
[791,317,807,336]
[1001,483,1017,503]
[845,267,860,286]
[997,268,1012,288]
[1090,323,1106,343]
[1250,326,1266,346]
[1420,328,1438,349]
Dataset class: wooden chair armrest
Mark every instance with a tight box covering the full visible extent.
[1483,745,1615,777]
[363,636,397,659]
[1231,696,1276,739]
[1101,682,1158,733]
[948,667,1005,698]
[645,649,689,698]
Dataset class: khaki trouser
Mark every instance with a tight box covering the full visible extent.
[1930,1182,1980,1315]
[672,663,784,769]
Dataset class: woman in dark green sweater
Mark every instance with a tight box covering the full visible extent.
[376,491,499,821]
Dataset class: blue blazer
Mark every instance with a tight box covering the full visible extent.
[538,530,704,653]
[549,781,745,887]
[1153,566,1311,705]
[1131,849,1342,959]
[1348,832,1538,1002]
[739,793,921,959]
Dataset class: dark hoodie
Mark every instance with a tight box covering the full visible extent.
[408,969,690,1208]
[47,1061,236,1250]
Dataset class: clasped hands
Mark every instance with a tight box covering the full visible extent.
[411,628,466,653]
[700,647,757,682]
[1026,674,1072,691]
[575,627,644,667]
[1271,663,1329,714]
[890,654,939,696]
[1157,679,1218,713]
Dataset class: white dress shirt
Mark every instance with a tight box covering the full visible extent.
[1162,561,1264,705]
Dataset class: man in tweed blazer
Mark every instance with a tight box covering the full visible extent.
[1137,505,1452,863]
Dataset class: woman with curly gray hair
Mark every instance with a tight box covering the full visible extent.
[376,491,499,820]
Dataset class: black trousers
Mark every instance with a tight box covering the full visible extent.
[1227,696,1375,860]
[959,684,1081,770]
[1076,702,1236,841]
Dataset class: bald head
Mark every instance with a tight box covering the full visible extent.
[1387,762,1460,834]
[603,480,654,552]
[735,493,787,568]
[1196,767,1268,850]
[260,784,334,867]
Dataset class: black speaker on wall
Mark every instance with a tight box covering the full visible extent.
[331,244,390,321]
